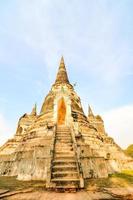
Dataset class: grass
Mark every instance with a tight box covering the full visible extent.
[122,170,133,176]
[0,171,133,192]
[0,176,46,191]
[86,170,133,190]
[109,170,133,186]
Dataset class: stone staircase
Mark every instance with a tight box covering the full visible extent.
[51,125,80,190]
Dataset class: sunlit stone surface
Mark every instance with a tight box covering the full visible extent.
[0,57,133,190]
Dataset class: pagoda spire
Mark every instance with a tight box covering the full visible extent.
[55,56,70,84]
[88,105,94,117]
[60,56,65,66]
[30,103,37,116]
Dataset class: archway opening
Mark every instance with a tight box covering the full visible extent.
[57,97,66,125]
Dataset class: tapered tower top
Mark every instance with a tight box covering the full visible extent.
[88,105,94,117]
[55,56,70,84]
[30,104,37,116]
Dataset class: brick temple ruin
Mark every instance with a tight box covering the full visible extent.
[0,57,133,190]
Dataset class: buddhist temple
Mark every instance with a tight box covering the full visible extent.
[0,57,133,190]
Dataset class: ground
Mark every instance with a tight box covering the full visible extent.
[0,171,133,200]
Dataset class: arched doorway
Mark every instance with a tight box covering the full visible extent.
[57,97,66,125]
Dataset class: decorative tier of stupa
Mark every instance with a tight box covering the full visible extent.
[0,57,133,189]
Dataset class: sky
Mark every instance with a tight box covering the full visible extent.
[0,0,133,148]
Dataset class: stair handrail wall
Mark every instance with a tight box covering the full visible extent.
[70,124,84,188]
[46,124,57,188]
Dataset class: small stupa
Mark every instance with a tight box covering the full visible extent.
[0,57,132,190]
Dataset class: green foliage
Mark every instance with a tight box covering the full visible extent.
[124,144,133,157]
[0,176,45,191]
[122,170,133,176]
[85,171,133,189]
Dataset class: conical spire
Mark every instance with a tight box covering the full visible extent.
[55,56,70,84]
[31,104,37,116]
[60,56,65,66]
[88,105,94,117]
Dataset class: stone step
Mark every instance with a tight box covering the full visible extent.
[57,126,70,129]
[56,131,70,133]
[55,144,73,147]
[55,146,73,151]
[55,148,73,152]
[53,160,76,166]
[52,171,78,175]
[56,137,72,140]
[51,181,79,189]
[51,178,79,182]
[56,132,71,135]
[56,134,70,137]
[55,150,74,154]
[52,171,78,179]
[55,148,73,151]
[57,126,70,130]
[55,149,73,153]
[56,133,71,135]
[51,180,80,188]
[55,149,74,153]
[55,152,75,157]
[56,141,72,144]
[55,143,72,146]
[56,129,70,132]
[55,146,73,149]
[56,134,71,136]
[53,185,77,189]
[55,143,73,146]
[56,130,70,133]
[53,165,77,172]
[53,163,77,167]
[51,126,80,190]
[57,127,70,130]
[56,135,71,138]
[56,140,72,143]
[54,155,75,159]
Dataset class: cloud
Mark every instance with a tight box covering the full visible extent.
[0,114,14,146]
[103,105,133,149]
[0,0,132,84]
[0,1,132,149]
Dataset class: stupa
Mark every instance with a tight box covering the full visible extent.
[0,57,133,190]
